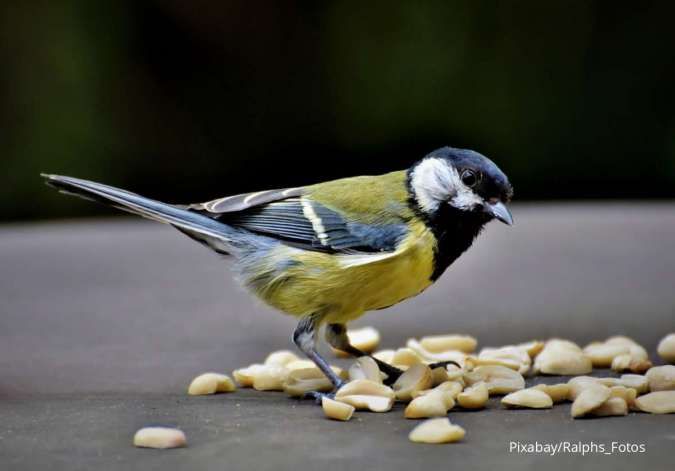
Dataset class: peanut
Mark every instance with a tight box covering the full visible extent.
[583,342,629,368]
[517,340,545,358]
[464,365,525,395]
[347,326,380,353]
[322,397,355,421]
[348,356,384,383]
[547,339,584,351]
[336,379,395,399]
[419,334,477,353]
[444,365,466,384]
[590,397,628,417]
[619,374,649,394]
[233,364,267,387]
[605,336,649,359]
[408,418,466,444]
[634,391,675,414]
[412,381,463,400]
[611,354,632,372]
[605,335,639,347]
[264,350,300,367]
[405,389,455,418]
[251,365,289,391]
[476,345,531,374]
[285,359,318,371]
[457,381,489,409]
[284,368,334,397]
[465,356,519,372]
[335,380,395,412]
[430,366,449,386]
[335,379,396,412]
[391,347,425,368]
[532,383,570,403]
[645,365,675,392]
[502,388,553,409]
[534,340,592,376]
[433,380,464,399]
[571,384,610,418]
[568,376,607,400]
[335,395,394,412]
[608,386,637,408]
[598,336,650,373]
[133,427,186,449]
[392,363,433,401]
[406,339,468,365]
[334,327,380,357]
[236,363,294,391]
[595,377,620,387]
[611,353,652,374]
[187,372,236,395]
[567,376,599,401]
[657,334,675,363]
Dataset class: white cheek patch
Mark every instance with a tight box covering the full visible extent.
[411,158,483,213]
[410,158,454,213]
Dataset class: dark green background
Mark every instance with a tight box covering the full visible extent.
[2,1,674,221]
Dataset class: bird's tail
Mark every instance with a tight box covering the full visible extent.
[41,174,239,254]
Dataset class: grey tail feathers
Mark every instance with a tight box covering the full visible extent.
[41,174,240,255]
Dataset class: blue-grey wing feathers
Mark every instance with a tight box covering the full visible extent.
[218,198,407,253]
[188,188,304,213]
[41,174,408,257]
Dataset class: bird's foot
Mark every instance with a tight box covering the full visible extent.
[379,360,461,386]
[303,390,335,404]
[302,380,346,404]
[379,363,404,386]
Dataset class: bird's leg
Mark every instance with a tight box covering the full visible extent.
[293,315,346,403]
[325,323,404,385]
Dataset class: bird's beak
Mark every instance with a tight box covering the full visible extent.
[486,201,513,225]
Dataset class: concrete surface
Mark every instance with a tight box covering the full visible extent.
[1,203,674,470]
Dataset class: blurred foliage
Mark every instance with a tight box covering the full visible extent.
[1,0,674,221]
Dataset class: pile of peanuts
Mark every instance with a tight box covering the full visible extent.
[134,330,675,448]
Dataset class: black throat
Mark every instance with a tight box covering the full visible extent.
[425,205,489,281]
[406,173,489,281]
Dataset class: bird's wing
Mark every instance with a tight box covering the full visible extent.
[186,187,305,213]
[220,197,408,253]
[189,174,411,254]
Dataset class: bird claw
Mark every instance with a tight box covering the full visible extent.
[303,380,346,404]
[381,365,404,385]
[303,390,335,404]
[382,373,400,386]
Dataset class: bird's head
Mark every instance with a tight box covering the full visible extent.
[408,146,514,225]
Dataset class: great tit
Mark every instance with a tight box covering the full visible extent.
[42,146,513,395]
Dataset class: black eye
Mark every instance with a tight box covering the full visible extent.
[460,169,480,188]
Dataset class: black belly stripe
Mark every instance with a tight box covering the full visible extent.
[404,167,491,282]
[429,209,489,281]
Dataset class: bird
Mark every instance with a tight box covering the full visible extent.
[42,146,513,398]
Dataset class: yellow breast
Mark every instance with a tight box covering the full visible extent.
[249,220,437,324]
